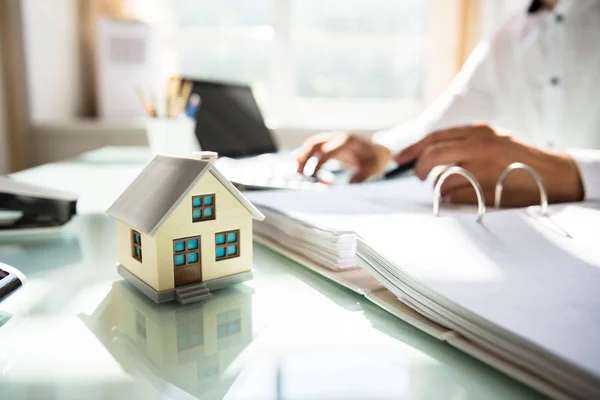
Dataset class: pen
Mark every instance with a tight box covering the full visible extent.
[167,77,181,117]
[383,160,416,179]
[136,88,157,117]
[185,93,202,118]
[174,81,193,117]
[302,174,332,185]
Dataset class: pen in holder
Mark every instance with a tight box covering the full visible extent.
[139,78,202,157]
[146,117,200,157]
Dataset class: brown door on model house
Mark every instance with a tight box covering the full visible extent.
[173,236,202,287]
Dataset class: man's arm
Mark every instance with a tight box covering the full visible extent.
[568,149,600,200]
[395,125,584,206]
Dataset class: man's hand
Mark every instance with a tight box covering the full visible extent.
[394,124,584,206]
[295,132,392,183]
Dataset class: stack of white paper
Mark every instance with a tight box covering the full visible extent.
[247,179,435,270]
[247,178,600,399]
[254,208,356,270]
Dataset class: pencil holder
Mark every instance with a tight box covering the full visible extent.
[146,117,200,157]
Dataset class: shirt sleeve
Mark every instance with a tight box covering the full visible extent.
[567,149,600,200]
[373,39,498,154]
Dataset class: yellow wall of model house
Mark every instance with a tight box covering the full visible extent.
[154,171,254,289]
[116,220,160,290]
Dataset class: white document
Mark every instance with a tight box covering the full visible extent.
[96,18,160,119]
[247,177,481,270]
[354,203,600,398]
[248,177,475,227]
[247,178,445,270]
[248,177,600,398]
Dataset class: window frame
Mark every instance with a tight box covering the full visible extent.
[173,235,201,267]
[131,230,142,262]
[192,194,216,223]
[215,229,240,261]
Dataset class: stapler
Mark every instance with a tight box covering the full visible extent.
[0,262,25,302]
[0,176,78,230]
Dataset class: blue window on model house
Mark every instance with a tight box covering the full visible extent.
[131,230,142,262]
[192,194,215,222]
[173,236,200,267]
[215,230,240,261]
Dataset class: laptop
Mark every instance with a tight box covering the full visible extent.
[187,79,335,190]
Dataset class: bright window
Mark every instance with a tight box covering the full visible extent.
[187,238,198,250]
[131,230,142,262]
[173,236,201,266]
[192,194,216,222]
[174,241,185,252]
[130,0,433,128]
[215,229,240,261]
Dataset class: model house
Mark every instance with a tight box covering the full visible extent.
[106,152,265,304]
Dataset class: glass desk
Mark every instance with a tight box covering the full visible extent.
[0,147,545,399]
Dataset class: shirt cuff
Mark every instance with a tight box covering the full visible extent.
[567,148,600,200]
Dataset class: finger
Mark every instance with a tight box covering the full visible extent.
[296,141,324,173]
[311,146,342,177]
[394,126,472,164]
[435,166,494,195]
[437,173,473,194]
[349,168,372,184]
[310,134,359,176]
[413,140,473,180]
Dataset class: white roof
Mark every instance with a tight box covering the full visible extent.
[106,155,265,236]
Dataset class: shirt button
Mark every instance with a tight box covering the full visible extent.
[555,14,565,23]
[550,77,560,86]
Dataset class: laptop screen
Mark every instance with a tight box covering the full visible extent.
[188,80,278,158]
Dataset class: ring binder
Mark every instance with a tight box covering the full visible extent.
[495,162,548,215]
[433,166,486,221]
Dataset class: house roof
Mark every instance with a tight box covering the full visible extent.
[106,155,265,236]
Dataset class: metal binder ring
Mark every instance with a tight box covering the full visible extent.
[495,162,548,215]
[433,166,486,222]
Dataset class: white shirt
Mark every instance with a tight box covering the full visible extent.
[374,0,600,199]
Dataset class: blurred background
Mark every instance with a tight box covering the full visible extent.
[0,0,524,173]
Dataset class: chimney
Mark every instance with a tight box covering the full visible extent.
[193,151,218,165]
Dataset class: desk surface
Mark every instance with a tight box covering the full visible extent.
[0,147,544,399]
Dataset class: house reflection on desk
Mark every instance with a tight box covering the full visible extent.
[82,280,253,398]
